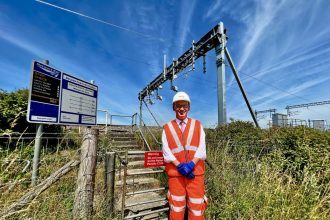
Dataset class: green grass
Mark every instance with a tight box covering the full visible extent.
[205,122,330,219]
[1,123,329,219]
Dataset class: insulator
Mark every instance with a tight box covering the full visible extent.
[171,85,178,92]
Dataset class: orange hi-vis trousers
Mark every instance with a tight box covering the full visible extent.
[167,175,208,220]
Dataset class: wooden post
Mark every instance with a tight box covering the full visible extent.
[104,152,116,216]
[121,151,128,220]
[73,128,98,220]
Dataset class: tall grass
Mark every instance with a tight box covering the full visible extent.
[1,123,329,219]
[205,121,330,219]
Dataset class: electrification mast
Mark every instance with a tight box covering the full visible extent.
[138,22,259,128]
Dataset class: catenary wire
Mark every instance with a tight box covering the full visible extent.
[35,0,162,40]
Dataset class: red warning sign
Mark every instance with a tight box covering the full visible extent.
[144,151,165,168]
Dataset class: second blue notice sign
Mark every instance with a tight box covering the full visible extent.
[27,61,98,126]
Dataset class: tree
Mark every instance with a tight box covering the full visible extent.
[0,89,62,134]
[0,89,30,133]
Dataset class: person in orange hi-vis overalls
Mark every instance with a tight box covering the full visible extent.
[162,91,207,220]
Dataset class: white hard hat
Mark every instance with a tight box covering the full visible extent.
[172,91,190,103]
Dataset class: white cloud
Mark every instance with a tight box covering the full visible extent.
[177,0,197,49]
[204,0,222,20]
[237,0,285,70]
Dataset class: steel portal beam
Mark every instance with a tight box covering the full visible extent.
[138,23,223,101]
[286,100,330,110]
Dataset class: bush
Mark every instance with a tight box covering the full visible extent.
[0,89,30,133]
[205,121,330,219]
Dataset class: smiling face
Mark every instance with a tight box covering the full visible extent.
[173,100,190,120]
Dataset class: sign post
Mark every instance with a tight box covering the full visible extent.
[31,60,49,186]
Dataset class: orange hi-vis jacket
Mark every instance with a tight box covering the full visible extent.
[163,118,205,177]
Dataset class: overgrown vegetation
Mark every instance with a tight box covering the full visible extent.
[1,106,329,219]
[0,89,61,145]
[0,89,30,133]
[205,121,330,219]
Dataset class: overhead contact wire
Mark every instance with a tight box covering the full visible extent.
[35,0,163,41]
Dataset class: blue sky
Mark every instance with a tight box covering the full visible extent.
[0,0,330,128]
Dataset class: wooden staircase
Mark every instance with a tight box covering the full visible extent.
[108,126,168,219]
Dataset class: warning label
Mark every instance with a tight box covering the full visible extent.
[144,151,164,168]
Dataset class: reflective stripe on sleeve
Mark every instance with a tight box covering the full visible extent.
[188,197,204,204]
[170,205,185,212]
[167,122,183,148]
[186,119,195,146]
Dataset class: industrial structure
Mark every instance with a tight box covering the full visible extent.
[253,100,330,130]
[285,100,330,116]
[255,108,277,120]
[138,22,260,128]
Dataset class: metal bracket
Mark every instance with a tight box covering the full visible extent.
[216,57,225,65]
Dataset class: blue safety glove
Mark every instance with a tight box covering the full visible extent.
[184,161,196,174]
[187,171,195,179]
[176,163,189,176]
[177,161,196,177]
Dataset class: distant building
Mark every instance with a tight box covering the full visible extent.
[312,120,326,131]
[272,113,288,127]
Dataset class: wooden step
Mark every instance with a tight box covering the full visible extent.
[124,192,167,213]
[109,128,133,133]
[113,144,140,148]
[128,160,145,168]
[112,140,137,146]
[116,168,153,177]
[115,177,161,188]
[125,208,169,220]
[126,187,166,196]
[127,155,145,162]
[110,136,136,141]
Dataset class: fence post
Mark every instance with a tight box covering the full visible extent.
[121,151,128,220]
[104,152,116,216]
[73,127,98,220]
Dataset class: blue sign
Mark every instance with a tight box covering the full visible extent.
[27,61,98,126]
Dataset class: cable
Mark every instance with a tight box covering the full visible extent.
[236,70,330,119]
[35,1,190,68]
[35,0,163,41]
[239,70,329,107]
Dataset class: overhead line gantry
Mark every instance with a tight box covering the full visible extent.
[138,22,259,128]
[255,109,277,120]
[286,100,330,116]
